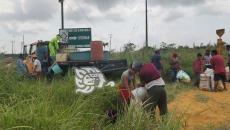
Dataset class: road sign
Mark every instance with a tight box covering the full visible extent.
[59,28,91,47]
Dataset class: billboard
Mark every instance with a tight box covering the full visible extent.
[59,28,91,47]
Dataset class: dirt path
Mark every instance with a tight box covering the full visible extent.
[169,84,230,130]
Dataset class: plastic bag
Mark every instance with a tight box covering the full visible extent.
[131,87,147,102]
[217,80,224,91]
[176,70,191,83]
[204,68,214,76]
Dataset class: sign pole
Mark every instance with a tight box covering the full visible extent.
[59,0,64,29]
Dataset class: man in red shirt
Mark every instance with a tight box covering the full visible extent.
[138,62,167,116]
[210,50,227,91]
[192,53,203,87]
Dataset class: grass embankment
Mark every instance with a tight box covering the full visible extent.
[2,47,227,130]
[0,65,192,130]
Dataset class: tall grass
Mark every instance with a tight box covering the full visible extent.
[1,46,206,130]
[0,64,190,130]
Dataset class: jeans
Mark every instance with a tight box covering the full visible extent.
[144,86,168,116]
[171,69,177,82]
[194,73,201,87]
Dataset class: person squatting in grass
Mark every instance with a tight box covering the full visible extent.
[136,62,168,116]
[192,53,203,87]
[210,50,227,91]
[118,63,138,104]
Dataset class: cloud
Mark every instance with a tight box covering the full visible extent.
[163,11,185,22]
[65,0,125,23]
[84,0,122,11]
[0,0,57,22]
[149,0,206,7]
[193,2,230,17]
[3,22,49,36]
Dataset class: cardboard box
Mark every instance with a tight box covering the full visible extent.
[199,74,214,91]
[56,53,68,62]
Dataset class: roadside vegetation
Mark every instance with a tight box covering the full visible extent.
[0,45,228,130]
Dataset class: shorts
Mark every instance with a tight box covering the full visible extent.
[214,73,226,82]
[118,85,131,103]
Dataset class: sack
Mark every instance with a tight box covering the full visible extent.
[204,68,214,76]
[176,70,191,83]
[225,67,229,81]
[199,74,214,91]
[131,87,147,102]
[217,80,224,91]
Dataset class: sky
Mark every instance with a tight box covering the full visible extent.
[0,0,230,54]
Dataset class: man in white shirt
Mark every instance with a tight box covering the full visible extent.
[32,54,42,79]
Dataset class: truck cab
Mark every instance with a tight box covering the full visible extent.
[24,41,50,75]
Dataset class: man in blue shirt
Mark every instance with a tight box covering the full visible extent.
[151,50,162,72]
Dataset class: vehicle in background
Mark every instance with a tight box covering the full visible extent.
[23,40,127,78]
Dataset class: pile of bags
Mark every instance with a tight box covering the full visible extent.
[199,67,229,91]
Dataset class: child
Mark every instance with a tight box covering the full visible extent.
[192,53,203,87]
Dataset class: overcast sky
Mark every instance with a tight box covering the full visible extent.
[0,0,230,53]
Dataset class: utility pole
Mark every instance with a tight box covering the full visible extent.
[59,0,64,29]
[11,41,14,54]
[145,0,148,47]
[109,34,112,51]
[21,34,24,53]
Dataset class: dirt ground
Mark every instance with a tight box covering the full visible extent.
[169,83,230,130]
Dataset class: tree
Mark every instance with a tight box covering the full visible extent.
[160,42,167,49]
[123,42,136,52]
[167,43,176,48]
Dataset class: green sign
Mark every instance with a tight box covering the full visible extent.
[59,28,91,47]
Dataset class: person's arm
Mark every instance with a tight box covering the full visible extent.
[54,38,59,50]
[210,58,213,66]
[122,76,132,91]
[132,75,136,89]
[33,65,37,73]
[192,61,195,74]
[33,60,38,73]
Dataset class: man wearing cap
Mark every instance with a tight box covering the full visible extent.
[32,54,42,79]
[137,62,168,116]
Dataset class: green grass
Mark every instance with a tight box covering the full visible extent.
[0,65,191,130]
[2,46,228,130]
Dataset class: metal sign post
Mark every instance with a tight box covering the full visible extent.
[216,29,225,55]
